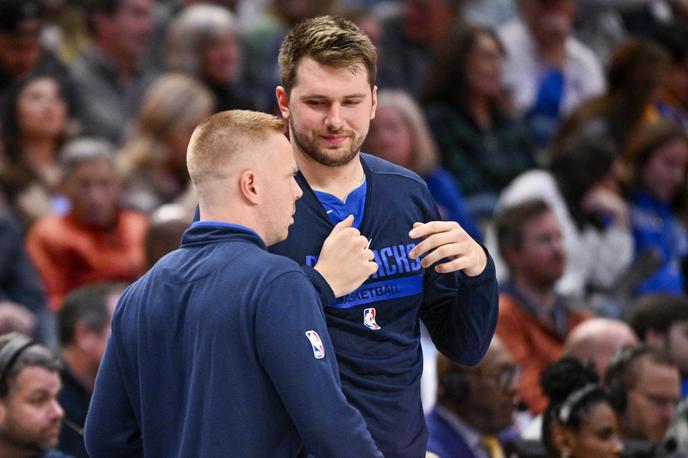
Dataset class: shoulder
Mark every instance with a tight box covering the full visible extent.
[26,215,69,240]
[566,38,602,72]
[361,153,426,187]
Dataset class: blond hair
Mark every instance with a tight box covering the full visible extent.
[118,73,214,177]
[187,110,285,189]
[375,90,439,174]
[278,15,377,93]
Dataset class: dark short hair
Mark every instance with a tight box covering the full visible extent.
[495,198,551,260]
[628,294,688,340]
[58,282,126,346]
[604,344,676,391]
[0,332,61,397]
[0,0,43,34]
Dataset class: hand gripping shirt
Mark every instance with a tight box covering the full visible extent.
[270,154,499,458]
[85,222,381,458]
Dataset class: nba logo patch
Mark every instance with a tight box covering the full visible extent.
[363,307,381,330]
[305,330,325,359]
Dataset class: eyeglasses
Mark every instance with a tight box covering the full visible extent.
[475,364,521,390]
[633,390,679,410]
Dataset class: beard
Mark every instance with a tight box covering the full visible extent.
[289,116,364,167]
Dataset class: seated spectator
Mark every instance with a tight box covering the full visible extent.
[365,89,482,241]
[554,39,671,156]
[495,199,589,415]
[620,121,688,296]
[422,24,536,218]
[491,122,633,304]
[0,332,69,458]
[166,4,252,113]
[563,318,638,379]
[241,0,337,112]
[0,72,74,228]
[650,23,688,130]
[498,0,605,144]
[541,357,624,458]
[69,0,155,143]
[426,336,519,458]
[117,73,214,214]
[57,282,125,458]
[26,138,148,311]
[0,208,55,346]
[604,345,681,444]
[144,204,191,268]
[0,0,73,100]
[629,294,688,397]
[376,0,460,95]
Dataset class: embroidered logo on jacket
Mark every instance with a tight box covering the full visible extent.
[305,330,325,359]
[363,307,381,330]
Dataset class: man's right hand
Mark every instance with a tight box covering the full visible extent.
[314,215,378,298]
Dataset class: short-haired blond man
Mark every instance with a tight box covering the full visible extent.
[85,110,382,457]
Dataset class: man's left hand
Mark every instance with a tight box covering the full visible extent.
[408,221,487,277]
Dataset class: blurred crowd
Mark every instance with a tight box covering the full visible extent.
[0,0,687,457]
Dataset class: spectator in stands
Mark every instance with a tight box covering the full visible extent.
[498,0,605,144]
[26,138,148,311]
[492,121,633,304]
[422,24,536,218]
[0,208,54,345]
[541,357,624,458]
[365,89,481,241]
[118,73,213,214]
[377,0,460,95]
[629,294,688,397]
[563,318,638,380]
[166,4,251,113]
[0,332,68,458]
[651,23,688,130]
[57,282,124,458]
[144,204,190,268]
[0,73,74,228]
[605,345,681,443]
[242,0,337,112]
[426,336,519,458]
[69,0,154,143]
[495,198,589,415]
[0,0,72,99]
[620,121,688,296]
[554,39,671,155]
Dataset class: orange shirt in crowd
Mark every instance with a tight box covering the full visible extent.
[26,210,149,311]
[496,292,589,414]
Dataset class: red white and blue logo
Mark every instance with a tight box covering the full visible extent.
[363,307,381,330]
[305,330,325,359]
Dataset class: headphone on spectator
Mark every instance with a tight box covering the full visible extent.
[604,344,655,412]
[0,333,36,397]
[438,365,471,403]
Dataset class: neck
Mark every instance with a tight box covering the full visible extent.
[294,149,365,201]
[511,275,557,311]
[22,138,57,165]
[468,94,492,130]
[198,203,266,243]
[61,348,98,393]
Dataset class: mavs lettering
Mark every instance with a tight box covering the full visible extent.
[306,243,424,309]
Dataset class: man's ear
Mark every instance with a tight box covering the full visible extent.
[370,85,378,120]
[239,170,259,205]
[276,86,290,120]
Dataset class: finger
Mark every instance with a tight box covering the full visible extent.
[366,261,379,275]
[419,242,466,268]
[364,248,376,261]
[409,221,463,240]
[329,214,355,235]
[357,235,369,249]
[409,230,462,260]
[412,222,423,229]
[433,256,474,274]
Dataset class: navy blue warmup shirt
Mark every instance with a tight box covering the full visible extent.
[270,154,499,458]
[84,222,381,458]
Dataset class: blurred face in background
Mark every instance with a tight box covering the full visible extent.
[201,30,241,86]
[519,0,577,44]
[403,0,457,44]
[466,32,504,101]
[641,137,688,203]
[561,402,623,458]
[16,77,67,140]
[0,19,42,78]
[97,0,153,64]
[65,158,120,228]
[367,106,414,170]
